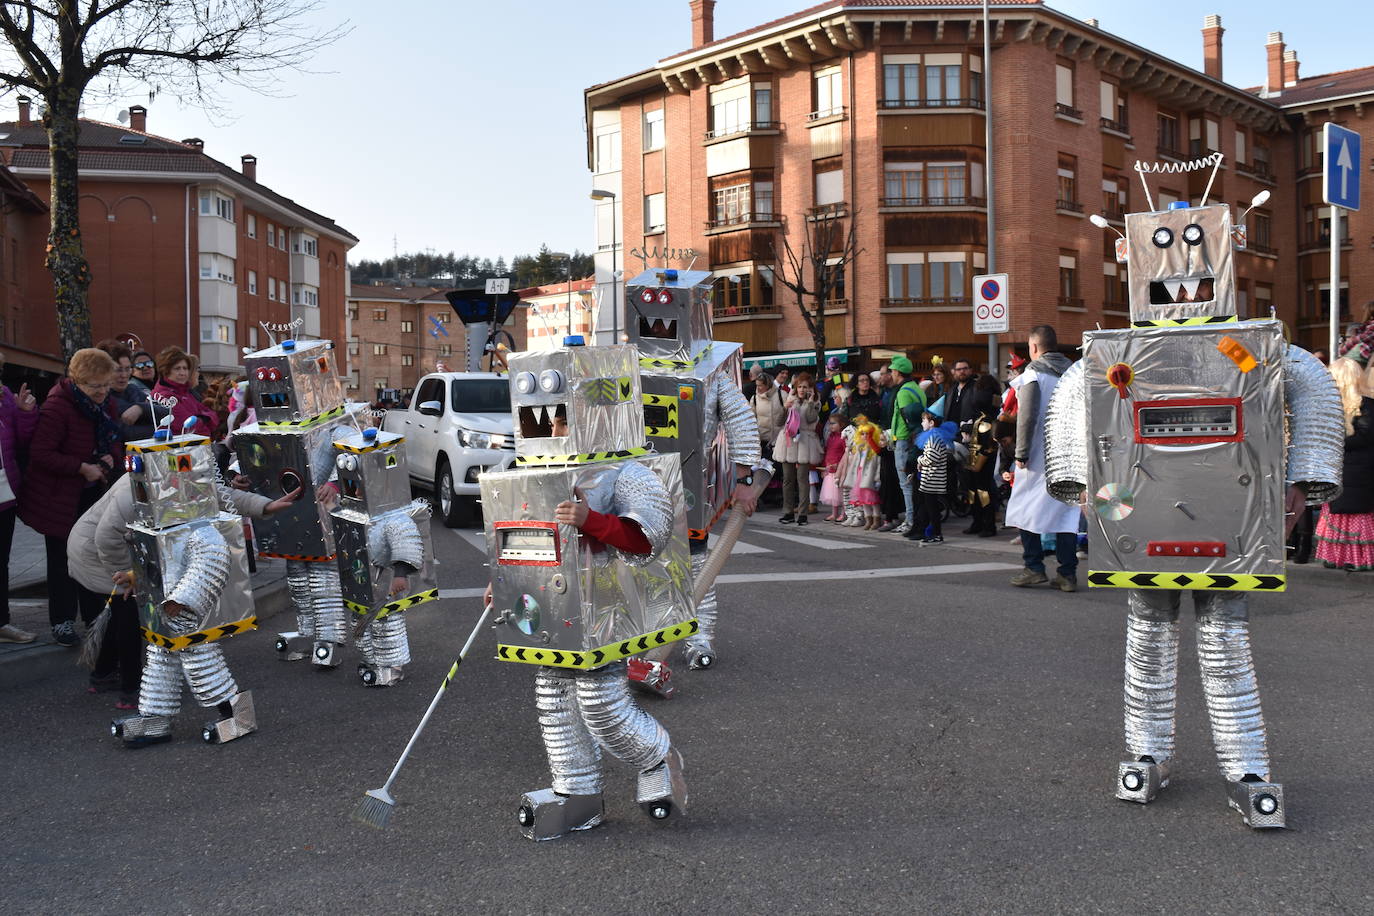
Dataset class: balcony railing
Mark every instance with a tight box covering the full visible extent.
[713,302,781,318]
[1101,207,1125,222]
[1057,296,1085,309]
[1056,199,1084,213]
[807,202,847,218]
[705,211,781,230]
[881,297,970,309]
[702,120,783,141]
[1055,103,1083,119]
[1157,145,1184,161]
[1245,241,1278,256]
[1099,117,1129,134]
[881,196,987,208]
[807,106,846,122]
[879,97,985,110]
[1236,161,1274,182]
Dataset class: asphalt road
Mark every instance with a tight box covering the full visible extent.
[3,511,1372,915]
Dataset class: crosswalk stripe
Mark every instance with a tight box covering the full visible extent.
[454,529,487,554]
[717,562,1020,585]
[729,540,771,555]
[745,528,870,550]
[438,587,489,599]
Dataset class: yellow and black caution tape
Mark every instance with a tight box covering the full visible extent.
[259,404,347,429]
[346,587,440,619]
[1132,316,1237,328]
[496,618,699,669]
[141,616,258,651]
[642,392,680,439]
[582,376,635,405]
[639,343,713,372]
[515,447,650,467]
[335,435,403,454]
[1087,570,1285,591]
[259,551,336,562]
[128,435,210,453]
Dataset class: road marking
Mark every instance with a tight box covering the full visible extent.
[716,561,1020,585]
[744,528,870,550]
[729,540,771,555]
[438,587,489,599]
[452,529,488,554]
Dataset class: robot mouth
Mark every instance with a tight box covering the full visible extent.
[1149,277,1215,305]
[518,404,567,438]
[259,391,292,410]
[639,315,679,339]
[341,478,361,500]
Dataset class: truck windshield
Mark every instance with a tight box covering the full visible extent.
[451,379,511,413]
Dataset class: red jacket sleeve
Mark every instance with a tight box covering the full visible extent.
[578,508,652,555]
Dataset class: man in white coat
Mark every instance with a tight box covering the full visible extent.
[1003,325,1081,591]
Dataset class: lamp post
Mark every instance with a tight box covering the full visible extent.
[548,251,573,339]
[590,189,618,344]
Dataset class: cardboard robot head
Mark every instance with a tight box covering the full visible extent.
[507,342,645,460]
[1124,202,1236,325]
[244,337,344,423]
[332,427,412,516]
[125,430,220,529]
[624,268,714,362]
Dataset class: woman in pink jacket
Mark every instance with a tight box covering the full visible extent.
[151,346,219,436]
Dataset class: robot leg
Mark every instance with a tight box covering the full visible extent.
[1194,592,1283,828]
[683,551,717,671]
[1117,590,1181,803]
[276,560,316,660]
[180,642,255,745]
[519,667,604,841]
[113,643,179,747]
[576,662,686,821]
[358,611,410,687]
[308,561,348,668]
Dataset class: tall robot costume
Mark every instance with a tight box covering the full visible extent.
[624,268,760,689]
[112,425,258,747]
[233,329,355,668]
[1045,156,1344,828]
[329,426,438,687]
[480,339,696,840]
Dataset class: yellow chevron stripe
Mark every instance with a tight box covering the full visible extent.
[515,447,650,467]
[128,435,211,453]
[1086,570,1285,591]
[496,618,699,669]
[335,436,404,454]
[141,615,259,651]
[345,587,440,619]
[1131,316,1237,328]
[642,393,680,439]
[639,343,713,371]
[259,404,346,429]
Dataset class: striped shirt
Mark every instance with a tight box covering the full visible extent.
[917,437,949,494]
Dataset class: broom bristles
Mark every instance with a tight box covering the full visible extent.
[352,789,396,829]
[77,605,112,670]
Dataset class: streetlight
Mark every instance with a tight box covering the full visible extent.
[547,251,573,338]
[590,188,618,343]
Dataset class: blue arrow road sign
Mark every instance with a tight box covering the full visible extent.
[428,314,450,336]
[1323,123,1362,211]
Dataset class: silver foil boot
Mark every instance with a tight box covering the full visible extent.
[359,665,405,687]
[684,644,714,670]
[636,746,688,820]
[274,631,308,661]
[203,691,257,745]
[517,789,605,841]
[1116,756,1171,804]
[1227,775,1285,829]
[112,713,174,748]
[312,640,341,668]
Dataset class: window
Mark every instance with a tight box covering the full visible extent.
[198,253,234,283]
[277,279,287,301]
[373,344,387,356]
[1056,156,1079,209]
[926,162,968,203]
[886,252,925,301]
[1251,209,1273,252]
[644,192,665,234]
[882,56,921,108]
[1305,205,1350,246]
[198,191,234,221]
[1157,110,1180,155]
[818,258,846,303]
[400,319,413,333]
[753,85,772,125]
[709,81,748,137]
[595,128,621,173]
[1102,174,1127,219]
[401,354,414,367]
[294,234,317,257]
[348,306,359,321]
[713,267,776,315]
[1235,129,1248,166]
[373,308,387,321]
[248,270,258,295]
[1058,252,1079,305]
[643,108,664,151]
[1255,283,1272,321]
[1189,116,1220,156]
[814,166,844,208]
[278,230,289,251]
[199,319,233,344]
[438,344,452,356]
[812,66,843,119]
[1099,80,1128,131]
[247,214,257,239]
[885,162,923,204]
[710,178,775,226]
[1252,141,1270,176]
[1103,261,1127,311]
[348,370,359,390]
[249,327,258,349]
[435,311,451,323]
[347,340,359,356]
[929,253,967,301]
[924,54,963,106]
[374,378,389,391]
[266,224,276,247]
[293,286,318,307]
[267,277,277,301]
[970,55,983,104]
[1055,61,1078,117]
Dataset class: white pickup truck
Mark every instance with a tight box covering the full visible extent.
[381,371,516,527]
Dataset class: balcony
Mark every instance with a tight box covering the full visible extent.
[880,196,987,209]
[879,97,985,111]
[807,202,847,219]
[713,301,781,320]
[1099,117,1129,135]
[1101,206,1125,222]
[1245,241,1278,256]
[703,120,782,142]
[1157,145,1184,161]
[1056,199,1085,214]
[1055,103,1083,121]
[820,298,850,314]
[807,106,846,124]
[880,297,969,311]
[704,211,782,233]
[1235,161,1275,183]
[1057,296,1085,310]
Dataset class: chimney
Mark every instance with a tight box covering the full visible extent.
[690,0,715,47]
[1202,14,1223,80]
[183,137,204,151]
[241,154,257,182]
[1283,49,1300,87]
[17,96,30,125]
[1083,18,1099,28]
[128,104,146,133]
[1265,32,1284,94]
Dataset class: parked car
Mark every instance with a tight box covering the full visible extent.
[382,372,515,526]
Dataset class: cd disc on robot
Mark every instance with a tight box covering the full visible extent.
[1094,483,1134,520]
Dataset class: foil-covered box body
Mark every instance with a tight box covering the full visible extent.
[639,342,744,535]
[126,434,219,529]
[127,514,254,642]
[244,337,344,424]
[1081,319,1287,588]
[624,268,713,363]
[234,413,351,559]
[480,454,694,668]
[508,345,644,461]
[331,502,437,616]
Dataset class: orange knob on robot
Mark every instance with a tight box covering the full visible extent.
[1107,363,1134,400]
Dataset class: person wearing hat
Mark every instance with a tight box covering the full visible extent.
[887,355,927,535]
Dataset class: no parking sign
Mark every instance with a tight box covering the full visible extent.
[972,273,1009,334]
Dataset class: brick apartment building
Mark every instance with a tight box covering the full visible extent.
[584,0,1374,370]
[0,101,357,383]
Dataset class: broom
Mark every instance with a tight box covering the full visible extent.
[77,588,120,671]
[352,602,491,829]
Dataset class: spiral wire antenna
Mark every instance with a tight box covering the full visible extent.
[1133,152,1224,210]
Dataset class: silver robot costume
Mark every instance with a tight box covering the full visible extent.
[330,426,438,687]
[1045,158,1343,828]
[233,326,354,668]
[626,268,761,685]
[480,339,695,840]
[113,428,257,747]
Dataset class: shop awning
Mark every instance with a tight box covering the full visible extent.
[745,347,857,370]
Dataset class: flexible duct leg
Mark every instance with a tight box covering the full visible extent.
[1117,591,1180,802]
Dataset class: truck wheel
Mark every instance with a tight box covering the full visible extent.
[436,461,468,528]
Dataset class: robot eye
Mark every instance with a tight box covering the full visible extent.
[1182,223,1204,246]
[538,370,565,393]
[336,454,348,470]
[345,455,358,471]
[254,367,269,381]
[514,371,537,395]
[656,290,673,305]
[1151,227,1174,248]
[267,367,282,381]
[639,289,655,304]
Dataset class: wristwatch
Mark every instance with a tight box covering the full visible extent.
[736,474,754,487]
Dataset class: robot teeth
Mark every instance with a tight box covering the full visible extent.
[1163,279,1183,301]
[1180,278,1202,301]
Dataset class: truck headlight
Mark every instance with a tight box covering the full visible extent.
[458,428,492,449]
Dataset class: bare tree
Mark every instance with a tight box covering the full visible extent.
[0,1,345,359]
[771,212,863,376]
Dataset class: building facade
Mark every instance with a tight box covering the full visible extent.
[0,101,357,379]
[585,1,1372,369]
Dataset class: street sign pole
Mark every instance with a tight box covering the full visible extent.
[1330,205,1341,358]
[983,0,997,374]
[1323,123,1362,359]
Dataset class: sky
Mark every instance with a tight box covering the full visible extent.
[68,0,1373,267]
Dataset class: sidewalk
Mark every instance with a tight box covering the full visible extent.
[2,519,289,665]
